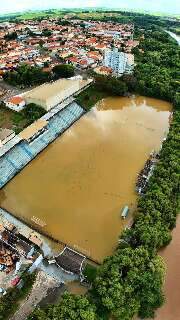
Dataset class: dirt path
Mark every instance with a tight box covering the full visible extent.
[10,271,61,320]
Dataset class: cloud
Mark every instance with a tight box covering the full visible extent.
[1,0,180,14]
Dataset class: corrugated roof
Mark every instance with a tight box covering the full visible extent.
[23,79,91,102]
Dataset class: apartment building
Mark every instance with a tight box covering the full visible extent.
[104,48,134,75]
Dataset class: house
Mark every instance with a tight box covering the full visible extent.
[94,66,112,76]
[6,96,26,112]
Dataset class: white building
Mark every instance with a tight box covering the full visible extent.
[104,48,134,75]
[125,54,135,74]
[5,96,26,112]
[24,78,92,111]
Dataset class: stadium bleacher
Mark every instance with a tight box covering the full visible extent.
[0,102,85,189]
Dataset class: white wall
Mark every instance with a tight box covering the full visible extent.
[5,101,26,112]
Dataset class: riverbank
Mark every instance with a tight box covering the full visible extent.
[165,30,180,45]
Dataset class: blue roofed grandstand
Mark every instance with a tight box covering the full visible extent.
[0,101,85,189]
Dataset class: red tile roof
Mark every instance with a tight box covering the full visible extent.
[9,96,24,105]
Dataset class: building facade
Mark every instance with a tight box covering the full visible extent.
[5,96,26,112]
[104,48,134,76]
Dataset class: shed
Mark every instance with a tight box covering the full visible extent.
[121,206,129,219]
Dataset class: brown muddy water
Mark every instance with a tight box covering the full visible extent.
[155,216,180,320]
[0,96,171,263]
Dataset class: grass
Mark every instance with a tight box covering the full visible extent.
[19,10,64,20]
[0,105,14,129]
[76,85,108,111]
[83,263,97,283]
[0,103,28,133]
[0,103,45,134]
[0,272,36,320]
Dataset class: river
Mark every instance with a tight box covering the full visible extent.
[166,30,180,45]
[0,96,171,263]
[155,216,180,320]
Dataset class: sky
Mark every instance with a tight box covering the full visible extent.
[1,0,180,15]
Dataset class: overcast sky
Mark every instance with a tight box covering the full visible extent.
[1,0,180,15]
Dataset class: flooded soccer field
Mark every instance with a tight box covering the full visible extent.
[0,96,172,262]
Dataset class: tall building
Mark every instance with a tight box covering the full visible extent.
[104,48,134,76]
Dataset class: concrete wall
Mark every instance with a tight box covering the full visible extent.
[5,101,26,112]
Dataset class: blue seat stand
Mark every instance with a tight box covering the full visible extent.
[0,103,84,189]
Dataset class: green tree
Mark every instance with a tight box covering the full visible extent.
[94,75,128,96]
[42,29,52,37]
[28,292,97,320]
[94,247,165,319]
[52,64,75,79]
[4,31,17,40]
[3,64,51,88]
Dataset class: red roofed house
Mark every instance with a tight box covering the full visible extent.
[6,96,26,112]
[94,66,112,76]
[78,59,88,69]
[67,56,78,66]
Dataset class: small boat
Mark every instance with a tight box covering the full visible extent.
[121,206,129,219]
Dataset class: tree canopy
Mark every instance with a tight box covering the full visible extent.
[3,64,51,88]
[52,64,75,79]
[94,247,165,319]
[28,292,97,320]
[4,31,18,41]
[132,30,180,104]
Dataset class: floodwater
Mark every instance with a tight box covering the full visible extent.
[0,96,171,263]
[155,216,180,320]
[166,30,180,45]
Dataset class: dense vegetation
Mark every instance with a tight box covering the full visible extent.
[52,64,75,79]
[76,74,128,110]
[76,84,108,110]
[93,247,165,319]
[133,30,180,104]
[3,63,75,88]
[123,112,180,248]
[3,64,51,88]
[4,31,18,40]
[74,10,180,30]
[28,292,97,320]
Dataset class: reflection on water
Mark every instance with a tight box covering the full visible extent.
[0,96,171,262]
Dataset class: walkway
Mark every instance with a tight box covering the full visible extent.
[10,270,60,320]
